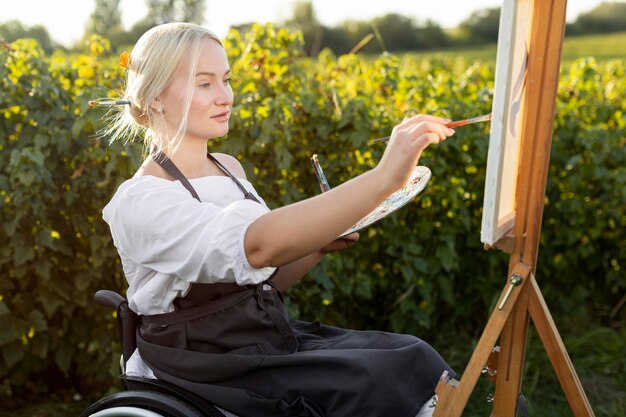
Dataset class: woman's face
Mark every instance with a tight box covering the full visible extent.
[158,38,233,142]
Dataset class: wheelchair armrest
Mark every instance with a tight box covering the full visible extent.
[95,289,139,366]
[95,289,126,310]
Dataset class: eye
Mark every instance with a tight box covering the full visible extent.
[200,82,211,88]
[223,78,231,86]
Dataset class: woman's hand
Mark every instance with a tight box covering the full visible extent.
[375,114,455,191]
[320,232,359,254]
[271,232,359,291]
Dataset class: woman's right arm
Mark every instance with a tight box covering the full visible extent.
[244,114,455,268]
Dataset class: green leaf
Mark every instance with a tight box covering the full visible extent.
[435,245,455,272]
[13,245,35,266]
[28,310,48,332]
[2,220,18,236]
[39,293,64,318]
[54,344,72,375]
[0,320,18,345]
[30,335,49,359]
[2,340,25,368]
[0,301,9,316]
[16,170,36,187]
[412,258,429,274]
[71,119,86,138]
[33,259,52,281]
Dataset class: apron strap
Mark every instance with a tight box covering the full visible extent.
[153,152,201,202]
[152,151,260,204]
[141,289,255,326]
[206,153,261,204]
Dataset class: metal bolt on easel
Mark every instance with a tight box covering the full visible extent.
[498,273,523,310]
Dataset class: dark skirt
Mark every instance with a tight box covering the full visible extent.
[137,282,453,417]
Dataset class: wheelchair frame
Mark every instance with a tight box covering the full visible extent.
[80,290,229,417]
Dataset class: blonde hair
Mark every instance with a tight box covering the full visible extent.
[106,22,222,156]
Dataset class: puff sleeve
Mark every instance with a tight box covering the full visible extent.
[103,177,276,286]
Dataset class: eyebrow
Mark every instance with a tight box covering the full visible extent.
[195,70,231,77]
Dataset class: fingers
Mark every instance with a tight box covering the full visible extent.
[391,119,454,147]
[408,121,455,142]
[320,232,359,254]
[418,132,447,147]
[403,113,450,126]
[392,114,454,143]
[342,232,359,243]
[335,233,359,249]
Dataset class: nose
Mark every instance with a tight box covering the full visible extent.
[215,83,233,107]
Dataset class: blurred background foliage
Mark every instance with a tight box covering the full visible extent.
[0,3,625,417]
[2,0,626,55]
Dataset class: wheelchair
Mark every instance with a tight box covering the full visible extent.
[80,290,236,417]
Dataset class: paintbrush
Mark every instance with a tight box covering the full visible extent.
[310,154,331,193]
[368,112,492,144]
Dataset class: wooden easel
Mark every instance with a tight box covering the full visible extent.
[433,1,595,416]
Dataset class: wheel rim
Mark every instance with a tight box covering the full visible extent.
[89,406,165,417]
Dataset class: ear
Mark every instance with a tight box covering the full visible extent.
[150,97,163,114]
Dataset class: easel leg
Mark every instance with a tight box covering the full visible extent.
[433,264,531,417]
[527,275,595,417]
[492,282,531,417]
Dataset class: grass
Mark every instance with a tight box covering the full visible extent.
[434,324,626,417]
[521,326,626,416]
[0,395,88,417]
[561,31,626,63]
[403,31,626,66]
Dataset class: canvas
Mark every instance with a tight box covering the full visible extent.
[481,0,532,245]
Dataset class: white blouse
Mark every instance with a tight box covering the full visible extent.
[102,174,277,316]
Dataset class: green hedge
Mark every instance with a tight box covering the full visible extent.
[0,36,143,395]
[1,25,624,407]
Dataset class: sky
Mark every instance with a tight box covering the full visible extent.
[1,0,608,47]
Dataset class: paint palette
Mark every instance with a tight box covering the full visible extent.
[340,166,431,236]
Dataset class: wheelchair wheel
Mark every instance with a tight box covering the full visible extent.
[88,407,163,417]
[80,390,206,417]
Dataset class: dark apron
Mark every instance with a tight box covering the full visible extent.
[136,153,454,417]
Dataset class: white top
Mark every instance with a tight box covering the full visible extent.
[102,174,277,316]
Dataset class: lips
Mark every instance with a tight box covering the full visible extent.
[211,110,230,122]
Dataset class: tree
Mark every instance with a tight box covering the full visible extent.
[144,0,206,25]
[0,20,55,53]
[318,26,353,55]
[283,0,324,55]
[569,1,626,34]
[100,0,207,49]
[458,7,501,44]
[281,1,449,55]
[415,20,450,49]
[338,15,449,54]
[84,0,122,38]
[371,14,420,51]
[339,19,376,53]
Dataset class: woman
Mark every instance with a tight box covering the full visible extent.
[102,22,455,417]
